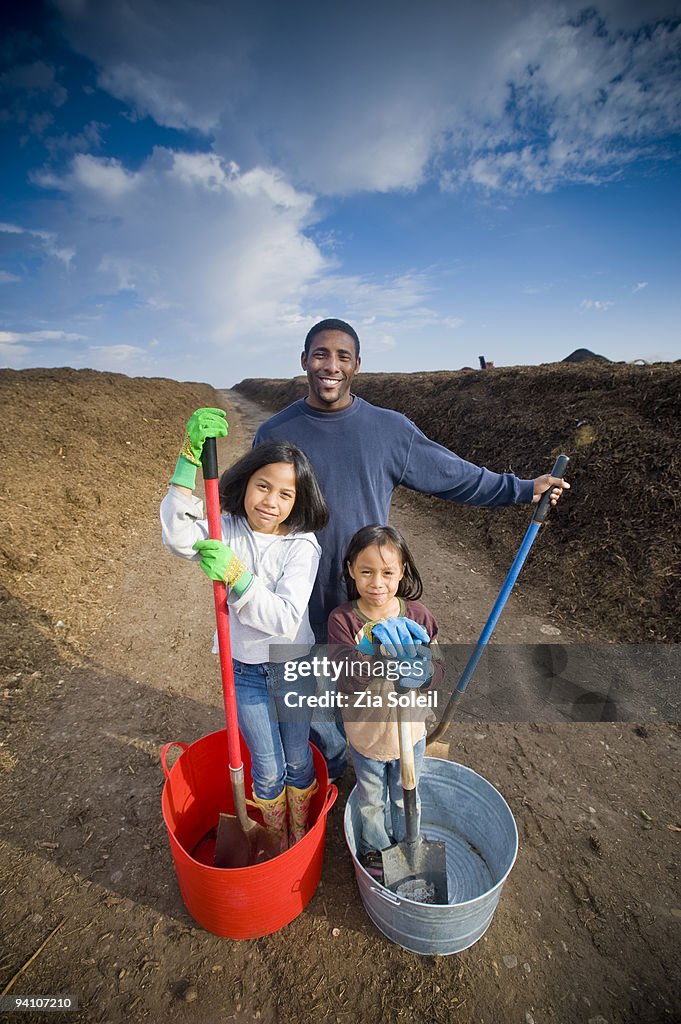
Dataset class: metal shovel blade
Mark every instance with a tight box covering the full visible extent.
[213,811,282,869]
[211,753,284,866]
[382,834,449,904]
[213,812,253,869]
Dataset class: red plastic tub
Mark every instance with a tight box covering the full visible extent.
[161,728,337,938]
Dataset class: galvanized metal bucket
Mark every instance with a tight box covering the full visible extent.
[344,757,518,955]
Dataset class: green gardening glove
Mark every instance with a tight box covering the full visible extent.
[170,407,228,489]
[192,539,254,598]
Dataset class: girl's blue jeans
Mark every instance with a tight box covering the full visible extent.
[348,737,426,855]
[233,658,316,801]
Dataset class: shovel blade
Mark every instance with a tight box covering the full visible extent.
[213,813,252,868]
[382,835,449,904]
[213,812,282,869]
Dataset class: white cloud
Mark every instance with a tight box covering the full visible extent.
[168,153,314,211]
[88,343,149,361]
[441,316,465,331]
[0,330,86,343]
[307,270,436,320]
[0,342,29,363]
[13,142,468,379]
[232,167,314,212]
[23,146,329,376]
[0,221,74,265]
[522,283,554,295]
[95,256,137,292]
[632,281,648,293]
[0,330,87,368]
[30,231,75,266]
[44,120,104,157]
[55,0,255,134]
[169,151,231,191]
[52,1,681,195]
[99,63,217,134]
[301,269,464,357]
[0,271,21,283]
[580,299,615,312]
[33,154,142,198]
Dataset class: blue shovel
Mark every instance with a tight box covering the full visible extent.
[427,453,570,744]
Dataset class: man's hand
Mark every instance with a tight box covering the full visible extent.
[171,408,228,489]
[532,474,570,506]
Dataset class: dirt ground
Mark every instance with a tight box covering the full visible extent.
[0,366,679,1024]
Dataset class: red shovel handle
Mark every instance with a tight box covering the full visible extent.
[201,437,243,774]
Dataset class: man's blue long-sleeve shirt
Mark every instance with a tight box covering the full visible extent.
[254,395,534,633]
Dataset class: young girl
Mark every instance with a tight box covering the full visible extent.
[161,407,329,852]
[327,524,444,878]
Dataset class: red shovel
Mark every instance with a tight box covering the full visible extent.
[201,437,280,868]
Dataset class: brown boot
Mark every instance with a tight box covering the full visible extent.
[249,789,288,855]
[286,779,319,845]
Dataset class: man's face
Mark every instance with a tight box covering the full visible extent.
[301,330,360,411]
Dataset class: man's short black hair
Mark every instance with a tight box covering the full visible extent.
[304,318,360,357]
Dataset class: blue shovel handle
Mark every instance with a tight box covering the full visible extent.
[428,454,569,741]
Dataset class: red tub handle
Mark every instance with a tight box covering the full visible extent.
[320,783,338,817]
[160,741,188,779]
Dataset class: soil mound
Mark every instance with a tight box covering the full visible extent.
[562,348,610,363]
[0,367,219,673]
[235,361,681,642]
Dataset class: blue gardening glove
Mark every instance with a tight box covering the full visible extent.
[361,617,430,657]
[192,539,253,598]
[396,647,433,688]
[356,636,375,655]
[171,407,228,489]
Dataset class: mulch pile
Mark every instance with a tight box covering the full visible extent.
[0,367,218,679]
[1,360,676,666]
[235,361,681,643]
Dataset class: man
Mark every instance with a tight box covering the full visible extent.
[254,318,569,776]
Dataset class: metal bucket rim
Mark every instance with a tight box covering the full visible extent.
[343,757,519,908]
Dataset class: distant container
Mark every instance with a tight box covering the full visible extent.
[344,758,518,956]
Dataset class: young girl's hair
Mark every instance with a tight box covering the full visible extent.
[219,441,329,533]
[342,524,423,602]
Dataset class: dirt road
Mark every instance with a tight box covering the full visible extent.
[1,379,679,1024]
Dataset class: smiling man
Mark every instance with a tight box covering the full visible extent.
[301,322,361,411]
[254,318,568,777]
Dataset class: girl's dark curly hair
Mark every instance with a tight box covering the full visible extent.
[342,524,423,601]
[219,441,329,533]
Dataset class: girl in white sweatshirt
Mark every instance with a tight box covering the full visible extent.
[161,408,328,851]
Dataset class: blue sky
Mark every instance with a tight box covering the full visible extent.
[1,0,680,386]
